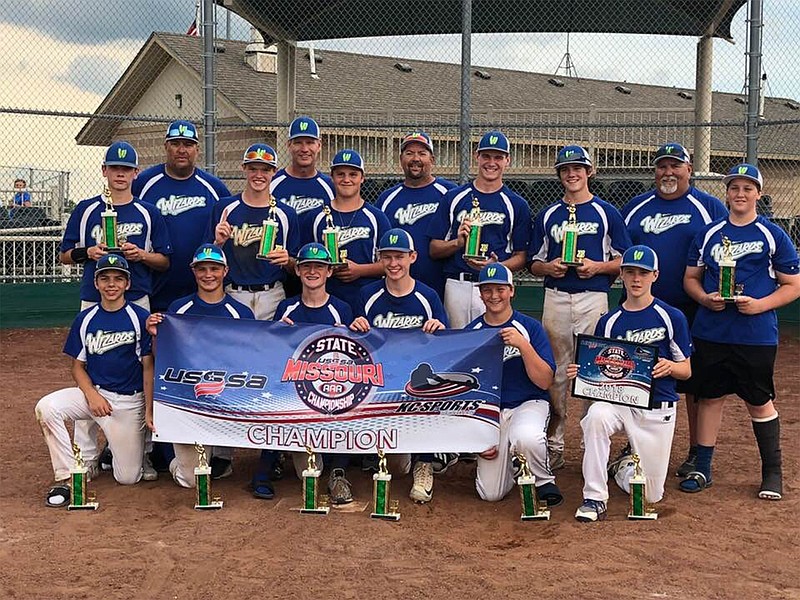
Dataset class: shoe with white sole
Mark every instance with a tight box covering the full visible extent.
[410,461,434,503]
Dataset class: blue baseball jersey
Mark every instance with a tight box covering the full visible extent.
[379,177,457,298]
[270,169,335,232]
[529,197,631,293]
[133,165,230,310]
[207,194,301,287]
[427,183,531,278]
[595,299,692,404]
[306,202,391,309]
[467,310,555,410]
[274,294,353,326]
[357,280,449,329]
[622,186,727,306]
[61,196,172,302]
[63,303,152,395]
[13,191,31,206]
[687,216,800,345]
[167,293,255,319]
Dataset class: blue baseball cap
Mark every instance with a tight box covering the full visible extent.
[331,149,365,172]
[242,143,278,167]
[621,245,659,272]
[401,131,434,153]
[190,243,227,267]
[103,141,138,168]
[95,254,131,278]
[289,116,321,140]
[378,228,415,253]
[653,142,691,165]
[165,120,199,143]
[555,145,592,170]
[723,163,763,190]
[475,263,514,287]
[477,130,510,154]
[296,242,333,265]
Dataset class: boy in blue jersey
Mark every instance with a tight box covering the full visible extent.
[681,164,800,500]
[305,149,391,311]
[622,142,727,477]
[379,131,456,299]
[35,255,153,507]
[428,130,531,329]
[210,143,301,320]
[132,120,230,311]
[529,145,631,470]
[467,264,563,507]
[566,245,692,522]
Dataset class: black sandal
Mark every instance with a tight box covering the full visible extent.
[679,471,712,493]
[46,484,71,508]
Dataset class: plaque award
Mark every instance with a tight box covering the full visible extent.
[68,442,98,511]
[300,447,329,515]
[515,453,550,521]
[194,443,223,510]
[100,186,122,253]
[256,197,280,260]
[322,205,347,266]
[462,197,489,261]
[628,453,657,520]
[561,203,585,266]
[370,450,400,521]
[718,236,744,301]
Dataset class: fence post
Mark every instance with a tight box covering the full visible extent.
[459,0,472,184]
[693,32,713,173]
[202,0,217,174]
[746,0,764,166]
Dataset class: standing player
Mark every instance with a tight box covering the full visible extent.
[680,164,800,500]
[211,143,300,320]
[428,130,530,328]
[133,119,231,312]
[622,142,727,477]
[566,245,692,522]
[35,255,152,507]
[466,263,562,507]
[378,131,456,299]
[350,228,447,503]
[528,145,631,470]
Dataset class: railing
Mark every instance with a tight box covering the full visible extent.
[0,226,80,283]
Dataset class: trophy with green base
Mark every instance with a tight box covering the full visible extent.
[194,443,223,510]
[628,453,657,520]
[718,236,744,302]
[256,197,281,260]
[462,197,489,261]
[322,205,348,267]
[300,447,329,515]
[561,203,585,266]
[68,442,98,511]
[370,450,400,521]
[515,453,549,521]
[100,186,122,254]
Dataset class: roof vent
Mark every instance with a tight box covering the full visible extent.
[615,85,632,95]
[548,77,565,87]
[394,62,413,73]
[677,91,693,100]
[734,97,746,105]
[474,69,491,80]
[785,101,800,110]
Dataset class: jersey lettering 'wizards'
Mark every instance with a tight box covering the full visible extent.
[270,169,335,231]
[622,186,727,306]
[379,177,457,297]
[428,183,531,278]
[595,299,692,404]
[167,293,255,319]
[357,280,448,329]
[133,165,230,310]
[208,194,301,287]
[688,216,800,345]
[467,310,555,410]
[63,303,152,395]
[61,197,172,302]
[529,197,631,292]
[274,294,353,326]
[307,203,391,309]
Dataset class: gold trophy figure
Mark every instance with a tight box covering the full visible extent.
[560,203,585,266]
[300,446,329,515]
[515,453,550,521]
[100,186,122,253]
[462,197,489,261]
[718,236,743,301]
[322,205,347,267]
[628,453,657,520]
[194,443,223,510]
[68,442,98,511]
[256,197,281,260]
[370,449,400,521]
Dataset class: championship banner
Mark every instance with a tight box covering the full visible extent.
[153,314,504,453]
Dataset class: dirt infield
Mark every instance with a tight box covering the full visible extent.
[1,327,798,600]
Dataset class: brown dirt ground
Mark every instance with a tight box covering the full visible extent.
[1,327,798,600]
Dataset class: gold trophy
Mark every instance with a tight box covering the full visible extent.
[300,447,329,515]
[370,449,400,521]
[322,205,348,267]
[561,203,585,266]
[194,443,223,510]
[100,186,122,253]
[515,453,550,521]
[628,454,657,520]
[256,197,282,260]
[462,197,489,260]
[67,442,98,511]
[718,236,743,301]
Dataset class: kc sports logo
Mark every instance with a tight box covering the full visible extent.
[394,202,438,225]
[639,212,692,234]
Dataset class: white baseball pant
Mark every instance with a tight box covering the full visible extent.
[444,277,485,329]
[580,401,677,504]
[35,387,145,485]
[476,399,552,502]
[226,282,285,321]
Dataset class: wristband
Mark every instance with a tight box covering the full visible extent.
[71,247,89,263]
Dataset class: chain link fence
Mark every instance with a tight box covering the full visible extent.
[1,0,798,282]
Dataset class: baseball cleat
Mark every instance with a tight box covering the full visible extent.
[410,461,434,503]
[607,443,633,480]
[328,468,354,504]
[431,453,459,475]
[210,457,233,480]
[46,484,71,508]
[575,499,607,522]
[548,450,565,471]
[142,454,158,481]
[99,444,113,472]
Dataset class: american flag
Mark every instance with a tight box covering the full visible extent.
[194,380,225,398]
[187,1,200,36]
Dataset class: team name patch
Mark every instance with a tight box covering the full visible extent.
[91,222,144,243]
[550,220,600,243]
[623,327,666,345]
[282,195,324,214]
[156,195,207,216]
[85,330,136,355]
[456,209,506,226]
[231,223,271,248]
[394,202,438,225]
[710,240,764,263]
[338,227,372,246]
[372,312,425,329]
[639,213,692,234]
[503,345,521,361]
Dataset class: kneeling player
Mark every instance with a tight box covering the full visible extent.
[466,264,563,506]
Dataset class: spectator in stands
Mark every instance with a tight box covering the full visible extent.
[13,179,32,208]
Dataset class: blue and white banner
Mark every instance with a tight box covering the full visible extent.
[153,314,504,453]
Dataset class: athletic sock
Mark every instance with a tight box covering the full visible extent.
[752,413,782,476]
[694,444,714,480]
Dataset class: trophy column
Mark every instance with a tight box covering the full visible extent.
[515,453,549,521]
[718,236,743,301]
[100,186,122,254]
[370,450,400,521]
[256,197,280,260]
[300,447,329,515]
[561,203,585,266]
[628,454,657,520]
[322,205,347,266]
[194,443,223,510]
[462,197,488,261]
[67,442,98,511]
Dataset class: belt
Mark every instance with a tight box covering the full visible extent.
[548,286,581,295]
[655,402,676,410]
[448,272,478,283]
[229,282,280,292]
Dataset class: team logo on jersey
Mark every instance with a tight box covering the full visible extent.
[594,345,635,380]
[161,369,268,398]
[639,213,692,234]
[282,195,324,214]
[91,222,144,243]
[85,330,136,355]
[456,209,506,226]
[281,334,384,415]
[338,226,372,246]
[710,240,764,263]
[503,344,522,361]
[403,362,479,399]
[372,312,425,329]
[394,202,438,225]
[230,223,277,248]
[156,195,207,216]
[622,327,666,345]
[550,220,599,242]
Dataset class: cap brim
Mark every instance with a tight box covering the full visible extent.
[95,267,130,277]
[378,246,414,253]
[653,155,690,165]
[556,160,592,169]
[723,174,762,189]
[289,133,320,140]
[331,163,364,171]
[103,161,138,167]
[297,258,332,265]
[475,279,513,286]
[620,262,656,271]
[477,146,510,154]
[401,141,434,153]
[165,136,198,143]
[242,160,278,166]
[190,259,226,266]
